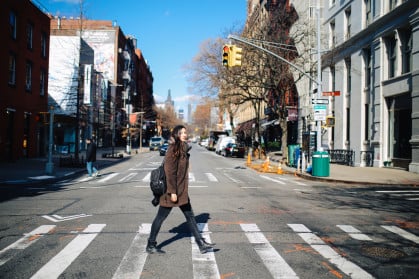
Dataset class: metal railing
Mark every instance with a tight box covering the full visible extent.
[327,149,355,166]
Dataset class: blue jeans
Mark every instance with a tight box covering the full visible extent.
[86,161,97,176]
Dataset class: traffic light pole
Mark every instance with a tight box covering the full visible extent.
[229,11,323,152]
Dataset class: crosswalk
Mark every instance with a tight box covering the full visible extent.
[0,222,417,278]
[73,168,307,187]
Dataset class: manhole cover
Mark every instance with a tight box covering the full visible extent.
[361,245,406,259]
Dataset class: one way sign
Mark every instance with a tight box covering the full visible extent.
[312,99,329,105]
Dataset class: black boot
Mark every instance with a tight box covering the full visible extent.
[146,240,165,254]
[197,238,215,254]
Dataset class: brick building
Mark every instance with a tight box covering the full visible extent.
[0,0,50,161]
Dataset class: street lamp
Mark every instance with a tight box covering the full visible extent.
[138,111,145,152]
[45,105,54,175]
[109,83,122,156]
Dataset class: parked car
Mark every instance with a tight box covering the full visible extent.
[222,143,245,158]
[199,138,209,148]
[159,142,169,156]
[215,136,235,154]
[149,136,164,151]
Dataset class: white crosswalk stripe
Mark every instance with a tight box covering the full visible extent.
[192,223,219,279]
[375,190,419,201]
[337,225,373,241]
[112,224,150,279]
[75,170,309,188]
[0,225,56,266]
[3,222,418,278]
[288,224,374,279]
[30,224,106,279]
[241,223,299,278]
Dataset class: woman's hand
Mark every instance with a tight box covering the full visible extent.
[170,193,178,202]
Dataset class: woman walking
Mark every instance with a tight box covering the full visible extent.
[146,125,215,254]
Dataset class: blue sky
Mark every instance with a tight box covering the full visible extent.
[38,0,247,112]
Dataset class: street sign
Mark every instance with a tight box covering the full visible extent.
[313,104,327,121]
[312,99,329,105]
[322,91,341,96]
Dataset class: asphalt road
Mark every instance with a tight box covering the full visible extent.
[0,144,418,279]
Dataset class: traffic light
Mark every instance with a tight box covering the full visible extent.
[325,116,335,127]
[230,45,242,67]
[222,45,231,67]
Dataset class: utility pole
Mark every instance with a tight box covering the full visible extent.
[228,11,323,152]
[45,106,54,175]
[316,2,322,152]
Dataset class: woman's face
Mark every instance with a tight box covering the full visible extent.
[178,128,188,142]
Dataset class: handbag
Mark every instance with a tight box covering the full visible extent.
[150,160,166,206]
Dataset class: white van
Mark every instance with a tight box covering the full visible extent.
[215,136,235,155]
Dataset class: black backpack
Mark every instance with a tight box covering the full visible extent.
[150,161,166,206]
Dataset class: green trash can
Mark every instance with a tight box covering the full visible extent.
[312,151,330,177]
[288,144,299,167]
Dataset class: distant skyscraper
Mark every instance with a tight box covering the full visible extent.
[187,103,192,124]
[165,89,174,107]
[178,108,184,121]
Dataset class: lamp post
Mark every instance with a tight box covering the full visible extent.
[109,83,122,157]
[126,102,131,154]
[139,111,145,152]
[45,105,54,175]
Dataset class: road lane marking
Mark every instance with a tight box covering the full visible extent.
[288,224,374,279]
[189,173,196,182]
[0,225,56,266]
[381,225,419,244]
[142,173,151,182]
[205,173,218,182]
[337,225,372,241]
[30,224,106,279]
[241,223,299,279]
[260,175,286,185]
[42,214,91,222]
[119,172,137,182]
[112,224,150,279]
[192,223,219,279]
[97,173,119,182]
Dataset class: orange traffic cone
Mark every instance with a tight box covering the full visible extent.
[277,161,283,174]
[246,151,252,166]
[262,156,270,172]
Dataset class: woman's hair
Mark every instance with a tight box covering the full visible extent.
[171,125,186,157]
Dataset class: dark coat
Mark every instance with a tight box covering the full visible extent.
[86,142,97,162]
[160,141,190,207]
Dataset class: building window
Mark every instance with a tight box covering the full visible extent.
[10,10,17,39]
[401,28,412,74]
[365,0,372,26]
[27,22,33,50]
[364,47,371,89]
[330,20,336,48]
[25,61,32,91]
[41,32,47,58]
[386,35,398,78]
[40,69,46,96]
[345,58,351,94]
[345,8,351,40]
[9,54,16,85]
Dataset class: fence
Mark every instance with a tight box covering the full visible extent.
[327,149,354,166]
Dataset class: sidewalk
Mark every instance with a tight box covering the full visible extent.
[0,147,132,186]
[258,152,419,186]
